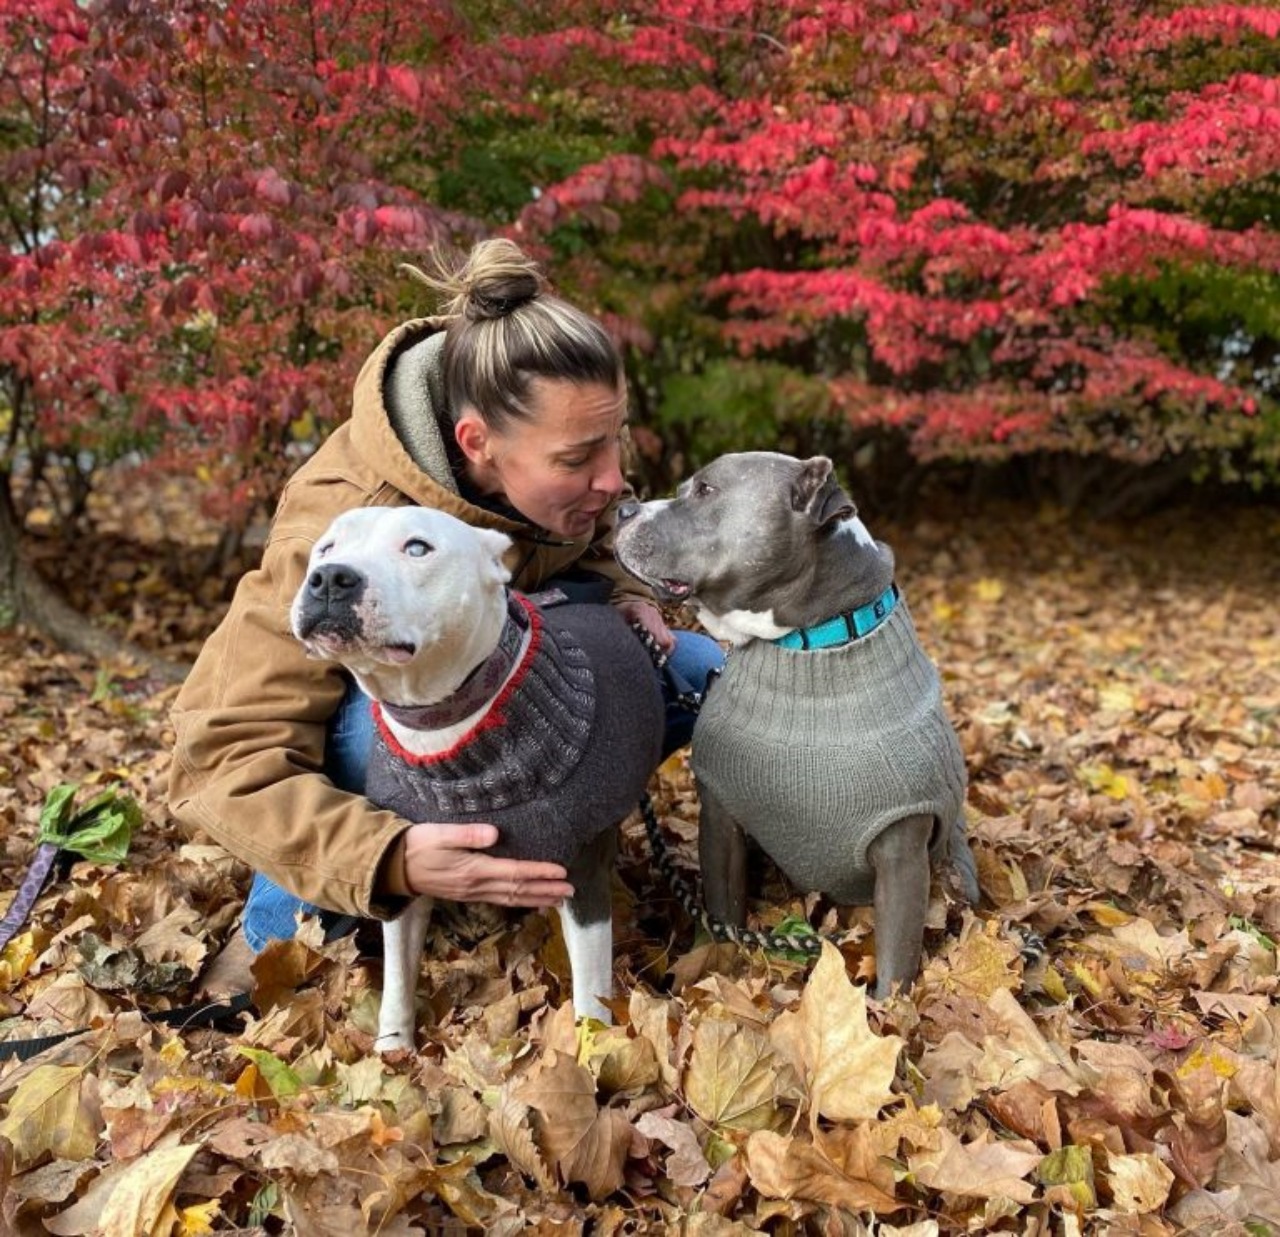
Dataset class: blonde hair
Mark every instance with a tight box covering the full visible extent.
[401,239,622,430]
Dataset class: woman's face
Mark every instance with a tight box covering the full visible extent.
[456,377,628,539]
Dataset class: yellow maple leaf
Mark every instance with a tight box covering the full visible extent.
[928,920,1022,1000]
[785,941,904,1127]
[685,1016,790,1132]
[1040,965,1070,1003]
[158,1036,189,1068]
[974,577,1005,603]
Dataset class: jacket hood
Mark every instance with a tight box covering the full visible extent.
[348,317,543,538]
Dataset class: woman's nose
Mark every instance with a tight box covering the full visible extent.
[594,445,624,495]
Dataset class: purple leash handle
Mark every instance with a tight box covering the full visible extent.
[0,842,60,952]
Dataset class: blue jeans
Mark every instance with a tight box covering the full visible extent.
[242,628,724,952]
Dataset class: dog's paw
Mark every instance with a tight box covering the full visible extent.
[374,1028,416,1053]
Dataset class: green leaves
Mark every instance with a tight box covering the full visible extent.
[37,783,141,865]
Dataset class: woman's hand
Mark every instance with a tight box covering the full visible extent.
[402,823,574,907]
[616,598,675,654]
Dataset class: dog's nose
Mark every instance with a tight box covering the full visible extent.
[616,501,640,524]
[306,562,364,604]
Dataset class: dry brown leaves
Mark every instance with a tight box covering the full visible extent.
[0,486,1277,1235]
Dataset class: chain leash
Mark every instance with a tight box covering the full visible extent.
[630,622,827,956]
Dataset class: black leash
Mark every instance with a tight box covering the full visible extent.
[0,823,258,1063]
[639,792,823,956]
[0,993,255,1063]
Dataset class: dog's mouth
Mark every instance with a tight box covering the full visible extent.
[301,632,417,665]
[613,549,693,604]
[380,641,417,664]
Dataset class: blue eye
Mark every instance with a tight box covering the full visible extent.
[405,539,432,557]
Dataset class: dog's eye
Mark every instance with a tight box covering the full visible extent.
[692,480,716,498]
[404,538,433,558]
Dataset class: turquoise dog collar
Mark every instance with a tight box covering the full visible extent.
[773,584,900,652]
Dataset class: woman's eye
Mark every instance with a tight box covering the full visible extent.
[404,538,432,557]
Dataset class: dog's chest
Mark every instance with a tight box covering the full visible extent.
[368,603,662,866]
[690,604,966,894]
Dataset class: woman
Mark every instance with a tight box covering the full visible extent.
[169,238,722,953]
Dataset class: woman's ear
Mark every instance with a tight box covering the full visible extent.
[453,411,492,469]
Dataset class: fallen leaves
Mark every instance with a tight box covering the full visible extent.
[515,1050,631,1197]
[0,1064,100,1166]
[0,488,1278,1232]
[775,941,902,1126]
[96,1141,201,1237]
[685,1016,790,1132]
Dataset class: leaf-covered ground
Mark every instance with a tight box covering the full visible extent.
[1,478,1277,1235]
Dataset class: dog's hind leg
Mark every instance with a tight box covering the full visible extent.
[948,813,980,906]
[868,814,934,999]
[377,895,434,1051]
[698,782,749,927]
[558,830,616,1024]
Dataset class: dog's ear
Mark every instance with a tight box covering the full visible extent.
[791,456,855,528]
[474,527,514,583]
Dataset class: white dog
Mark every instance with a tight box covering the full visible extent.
[291,506,662,1048]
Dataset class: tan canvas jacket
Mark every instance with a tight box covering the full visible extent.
[167,318,650,918]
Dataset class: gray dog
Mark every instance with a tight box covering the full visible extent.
[615,451,978,996]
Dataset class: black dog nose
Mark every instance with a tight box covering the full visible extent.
[306,562,364,603]
[616,501,641,524]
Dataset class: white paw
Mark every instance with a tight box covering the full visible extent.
[575,996,613,1025]
[374,1027,416,1052]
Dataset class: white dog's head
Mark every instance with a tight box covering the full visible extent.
[291,506,513,702]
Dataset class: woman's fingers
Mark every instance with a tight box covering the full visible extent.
[403,822,574,905]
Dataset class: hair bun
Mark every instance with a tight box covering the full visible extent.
[402,238,548,322]
[465,272,541,321]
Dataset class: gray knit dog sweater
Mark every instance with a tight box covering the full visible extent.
[367,597,663,868]
[692,598,965,905]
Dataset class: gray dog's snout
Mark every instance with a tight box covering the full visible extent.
[305,562,365,605]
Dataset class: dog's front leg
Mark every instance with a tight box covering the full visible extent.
[698,782,749,927]
[867,814,933,998]
[558,830,616,1023]
[377,894,434,1051]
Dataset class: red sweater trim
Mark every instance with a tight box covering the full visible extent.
[372,595,543,768]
